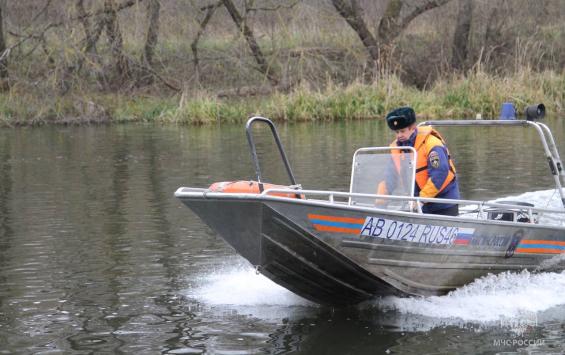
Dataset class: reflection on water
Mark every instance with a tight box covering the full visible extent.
[0,119,564,354]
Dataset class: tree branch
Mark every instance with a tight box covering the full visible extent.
[76,0,105,56]
[143,0,161,67]
[376,0,453,45]
[4,0,143,63]
[330,0,379,64]
[221,0,279,85]
[246,0,300,12]
[27,0,53,31]
[400,0,452,30]
[0,5,9,91]
[451,0,473,71]
[73,0,143,25]
[103,0,129,79]
[192,1,222,81]
[130,59,181,91]
[331,0,379,58]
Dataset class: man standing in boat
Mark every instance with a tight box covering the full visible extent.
[377,106,461,216]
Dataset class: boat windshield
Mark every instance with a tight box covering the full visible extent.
[349,147,416,210]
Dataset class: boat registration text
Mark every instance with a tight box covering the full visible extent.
[359,217,475,245]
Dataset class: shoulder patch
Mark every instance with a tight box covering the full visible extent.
[429,150,440,168]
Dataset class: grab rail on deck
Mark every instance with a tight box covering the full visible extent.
[259,188,565,223]
[245,116,298,192]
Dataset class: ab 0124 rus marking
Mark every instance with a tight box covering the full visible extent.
[359,217,475,246]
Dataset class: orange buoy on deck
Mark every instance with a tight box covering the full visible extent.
[208,181,302,198]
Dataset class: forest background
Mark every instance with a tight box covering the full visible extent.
[0,0,564,126]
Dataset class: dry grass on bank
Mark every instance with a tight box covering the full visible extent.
[163,68,564,124]
[0,68,562,127]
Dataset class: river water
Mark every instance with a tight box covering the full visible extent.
[1,119,565,354]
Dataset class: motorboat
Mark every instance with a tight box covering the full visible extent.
[175,115,565,306]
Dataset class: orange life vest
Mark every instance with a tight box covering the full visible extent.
[390,127,456,195]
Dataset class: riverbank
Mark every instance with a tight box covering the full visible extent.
[1,69,562,127]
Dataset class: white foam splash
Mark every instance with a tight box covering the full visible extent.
[493,188,565,226]
[504,188,563,208]
[538,253,565,271]
[378,270,565,323]
[189,262,314,307]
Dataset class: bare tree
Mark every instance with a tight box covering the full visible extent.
[134,0,161,85]
[221,0,279,85]
[143,0,160,68]
[103,0,129,80]
[0,3,9,91]
[451,0,473,71]
[482,0,509,69]
[74,0,105,76]
[485,4,505,49]
[378,0,453,44]
[191,2,221,83]
[330,0,379,81]
[76,0,104,57]
[331,0,453,81]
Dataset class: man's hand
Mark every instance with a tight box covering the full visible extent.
[376,181,389,207]
[409,200,422,212]
[375,198,388,207]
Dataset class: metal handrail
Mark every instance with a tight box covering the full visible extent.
[538,122,564,178]
[418,120,565,208]
[245,117,297,192]
[259,188,565,218]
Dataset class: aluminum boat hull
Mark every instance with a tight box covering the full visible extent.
[176,189,565,306]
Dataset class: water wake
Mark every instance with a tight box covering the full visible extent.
[378,270,565,324]
[377,185,565,329]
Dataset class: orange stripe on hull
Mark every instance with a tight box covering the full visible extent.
[313,224,361,235]
[308,214,365,224]
[520,240,565,246]
[516,248,563,254]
